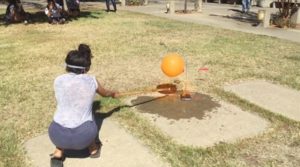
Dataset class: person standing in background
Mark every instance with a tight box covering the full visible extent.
[105,0,117,12]
[242,0,251,13]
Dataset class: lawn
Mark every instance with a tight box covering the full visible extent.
[1,3,300,167]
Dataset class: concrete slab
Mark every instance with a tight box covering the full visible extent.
[25,119,168,167]
[126,93,269,147]
[224,80,300,122]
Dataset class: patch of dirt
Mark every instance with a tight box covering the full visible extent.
[131,92,221,120]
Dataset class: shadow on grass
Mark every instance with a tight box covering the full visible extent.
[0,10,103,26]
[209,8,258,25]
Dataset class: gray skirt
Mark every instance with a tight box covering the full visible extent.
[48,121,98,150]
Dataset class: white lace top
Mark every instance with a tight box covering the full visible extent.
[53,73,98,128]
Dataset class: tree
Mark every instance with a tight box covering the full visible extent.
[62,0,67,11]
[144,0,148,5]
[194,0,202,13]
[184,0,187,13]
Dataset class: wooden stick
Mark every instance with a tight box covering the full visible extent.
[118,89,157,97]
[118,84,177,97]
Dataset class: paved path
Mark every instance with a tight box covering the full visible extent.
[25,119,169,167]
[120,2,300,43]
[225,80,300,121]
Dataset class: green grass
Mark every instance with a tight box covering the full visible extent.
[1,4,300,167]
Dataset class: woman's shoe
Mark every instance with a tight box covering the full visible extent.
[50,157,64,167]
[89,149,100,158]
[89,143,101,158]
[50,154,65,167]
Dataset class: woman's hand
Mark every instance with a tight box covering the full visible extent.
[96,79,119,98]
[112,91,120,98]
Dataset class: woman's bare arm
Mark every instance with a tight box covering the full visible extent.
[96,79,117,98]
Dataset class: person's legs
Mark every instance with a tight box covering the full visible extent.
[241,0,247,13]
[246,0,251,12]
[105,0,110,12]
[48,121,98,166]
[111,0,117,12]
[49,121,97,150]
[50,147,64,167]
[51,147,64,158]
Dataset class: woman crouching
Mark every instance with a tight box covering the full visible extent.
[48,44,118,166]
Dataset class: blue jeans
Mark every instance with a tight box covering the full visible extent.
[242,0,251,12]
[105,0,117,12]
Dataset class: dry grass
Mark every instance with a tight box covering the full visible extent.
[0,2,300,167]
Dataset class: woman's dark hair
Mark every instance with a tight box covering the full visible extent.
[65,50,91,74]
[47,0,57,10]
[78,43,92,59]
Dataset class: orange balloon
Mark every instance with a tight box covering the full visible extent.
[161,53,185,77]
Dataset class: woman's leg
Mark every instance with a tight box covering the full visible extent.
[52,147,64,158]
[111,0,117,12]
[49,120,98,151]
[105,0,110,12]
[50,147,64,167]
[241,0,247,13]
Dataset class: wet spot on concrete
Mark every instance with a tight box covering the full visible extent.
[131,93,221,120]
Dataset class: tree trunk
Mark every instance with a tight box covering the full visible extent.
[120,0,126,6]
[194,0,202,12]
[63,0,68,11]
[184,0,188,13]
[144,0,148,5]
[169,0,175,14]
